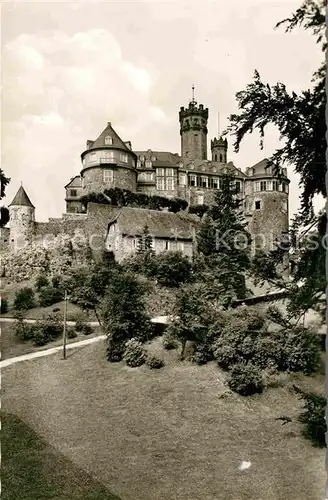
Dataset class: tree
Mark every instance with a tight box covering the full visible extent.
[0,168,11,227]
[226,0,325,224]
[136,224,154,255]
[101,272,152,362]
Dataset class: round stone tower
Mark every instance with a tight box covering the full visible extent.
[9,185,35,252]
[211,136,228,163]
[244,159,289,254]
[179,87,208,160]
[80,122,137,196]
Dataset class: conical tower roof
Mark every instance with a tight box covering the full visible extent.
[9,185,35,208]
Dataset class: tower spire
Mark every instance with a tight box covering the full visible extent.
[218,111,220,138]
[191,84,196,105]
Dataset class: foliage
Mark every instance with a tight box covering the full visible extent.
[31,314,63,346]
[67,329,78,339]
[227,363,264,396]
[123,339,146,367]
[35,273,49,291]
[0,168,10,200]
[13,318,34,342]
[269,326,321,374]
[146,354,165,369]
[39,286,64,307]
[294,385,326,447]
[102,272,152,362]
[162,329,180,350]
[13,287,36,311]
[81,323,93,336]
[0,206,9,227]
[1,297,8,314]
[193,344,213,365]
[188,204,209,218]
[226,0,325,223]
[80,187,188,213]
[152,251,192,287]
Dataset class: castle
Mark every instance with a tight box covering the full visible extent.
[4,91,289,262]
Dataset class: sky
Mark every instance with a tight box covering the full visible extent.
[2,0,323,222]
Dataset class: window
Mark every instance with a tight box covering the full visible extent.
[145,172,153,182]
[214,154,217,161]
[255,182,261,192]
[212,177,219,189]
[282,200,288,211]
[282,183,288,193]
[203,152,206,159]
[272,180,279,191]
[151,155,156,162]
[140,155,145,161]
[260,181,267,191]
[266,180,272,191]
[201,176,208,188]
[82,158,86,166]
[166,168,174,177]
[255,201,261,210]
[197,195,204,205]
[165,240,170,251]
[177,241,184,252]
[185,151,189,158]
[137,160,141,169]
[235,181,241,193]
[102,151,114,161]
[105,136,113,145]
[180,174,186,186]
[89,152,97,162]
[219,154,223,162]
[189,174,196,186]
[120,153,128,163]
[156,178,165,190]
[157,168,165,177]
[103,170,113,183]
[196,175,202,188]
[70,189,77,197]
[145,160,152,168]
[167,178,175,191]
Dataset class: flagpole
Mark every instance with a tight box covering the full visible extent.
[63,290,68,360]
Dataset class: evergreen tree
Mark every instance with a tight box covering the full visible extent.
[137,224,154,254]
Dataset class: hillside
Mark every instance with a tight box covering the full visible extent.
[2,337,325,500]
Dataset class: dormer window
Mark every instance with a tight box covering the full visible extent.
[140,155,145,162]
[145,160,152,168]
[105,136,113,145]
[151,155,157,162]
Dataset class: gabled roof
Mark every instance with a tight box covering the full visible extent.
[107,206,199,239]
[64,176,82,189]
[9,185,35,208]
[135,151,181,167]
[86,122,132,153]
[183,159,246,177]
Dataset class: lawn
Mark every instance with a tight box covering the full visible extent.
[2,337,326,500]
[1,412,120,499]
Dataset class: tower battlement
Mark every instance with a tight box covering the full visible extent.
[179,102,209,121]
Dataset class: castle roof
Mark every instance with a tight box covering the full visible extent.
[85,122,133,153]
[9,185,35,208]
[246,158,289,180]
[135,151,181,167]
[107,206,199,239]
[64,175,82,189]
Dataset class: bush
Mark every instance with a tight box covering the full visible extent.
[213,340,239,370]
[13,318,34,342]
[151,251,193,287]
[123,339,146,367]
[35,273,49,291]
[39,286,64,307]
[53,307,61,313]
[14,288,35,311]
[81,323,93,336]
[294,386,326,447]
[162,329,180,350]
[1,297,8,314]
[67,329,78,339]
[227,363,264,396]
[270,327,321,374]
[106,340,126,363]
[146,355,165,369]
[32,315,63,346]
[193,343,213,365]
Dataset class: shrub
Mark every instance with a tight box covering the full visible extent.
[35,273,49,291]
[51,275,62,289]
[146,355,165,369]
[67,329,78,339]
[53,307,61,313]
[39,286,64,307]
[193,344,213,365]
[81,323,93,336]
[213,340,239,370]
[270,327,321,374]
[106,340,126,363]
[14,288,35,311]
[151,251,192,287]
[162,329,180,350]
[227,363,264,396]
[1,297,8,314]
[123,339,146,367]
[13,318,34,342]
[32,315,63,346]
[294,386,326,447]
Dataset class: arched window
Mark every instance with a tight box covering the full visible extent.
[214,154,217,162]
[219,154,223,162]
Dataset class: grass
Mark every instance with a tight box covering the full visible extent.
[2,337,325,500]
[0,321,101,360]
[1,412,121,499]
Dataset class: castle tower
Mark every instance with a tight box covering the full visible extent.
[80,122,137,196]
[244,159,290,255]
[179,86,208,160]
[8,185,35,252]
[211,136,228,163]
